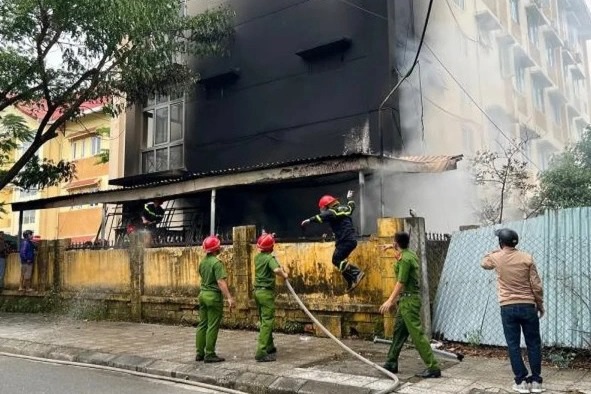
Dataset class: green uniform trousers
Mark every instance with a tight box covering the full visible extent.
[254,289,276,358]
[386,294,439,371]
[196,290,224,358]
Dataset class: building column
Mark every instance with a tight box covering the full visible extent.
[210,189,216,235]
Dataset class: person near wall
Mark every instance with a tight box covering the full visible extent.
[19,230,35,292]
[481,228,544,394]
[141,198,165,243]
[195,235,235,363]
[0,231,7,291]
[253,232,289,362]
[380,231,441,378]
[300,190,365,292]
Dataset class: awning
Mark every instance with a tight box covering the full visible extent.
[11,154,463,211]
[64,178,100,190]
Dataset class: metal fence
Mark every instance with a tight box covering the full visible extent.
[433,208,591,349]
[426,233,451,309]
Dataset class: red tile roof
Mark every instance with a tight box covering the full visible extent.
[16,98,106,122]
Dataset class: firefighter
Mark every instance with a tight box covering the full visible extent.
[300,190,365,292]
[141,198,165,233]
[253,232,289,362]
[195,235,235,363]
[380,231,441,378]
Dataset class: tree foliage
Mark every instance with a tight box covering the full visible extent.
[0,113,75,189]
[537,126,591,209]
[0,0,234,190]
[471,139,536,224]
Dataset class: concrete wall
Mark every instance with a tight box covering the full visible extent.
[0,218,436,339]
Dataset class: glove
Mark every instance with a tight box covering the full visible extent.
[301,219,310,227]
[347,190,354,199]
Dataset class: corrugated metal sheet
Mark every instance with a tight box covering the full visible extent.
[433,207,591,348]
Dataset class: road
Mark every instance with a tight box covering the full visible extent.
[0,355,227,394]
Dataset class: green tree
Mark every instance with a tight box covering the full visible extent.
[536,126,591,209]
[471,139,536,224]
[0,0,233,190]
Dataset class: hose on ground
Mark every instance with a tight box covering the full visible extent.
[0,351,248,394]
[285,280,400,394]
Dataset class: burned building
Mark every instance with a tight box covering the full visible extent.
[12,0,462,243]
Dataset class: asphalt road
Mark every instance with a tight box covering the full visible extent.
[0,355,225,394]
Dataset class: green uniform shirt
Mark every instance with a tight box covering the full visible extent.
[254,252,280,290]
[395,249,420,295]
[198,255,227,293]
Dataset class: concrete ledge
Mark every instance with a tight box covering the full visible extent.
[0,337,396,394]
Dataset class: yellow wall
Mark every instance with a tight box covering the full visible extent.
[61,249,130,293]
[0,219,412,338]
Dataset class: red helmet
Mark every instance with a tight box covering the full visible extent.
[318,195,337,209]
[202,235,221,253]
[257,233,275,252]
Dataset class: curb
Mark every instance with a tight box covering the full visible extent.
[0,338,397,394]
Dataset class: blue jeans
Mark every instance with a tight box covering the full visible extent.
[0,257,5,288]
[501,303,542,384]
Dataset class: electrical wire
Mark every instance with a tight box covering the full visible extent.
[378,0,435,111]
[335,0,541,171]
[422,43,541,171]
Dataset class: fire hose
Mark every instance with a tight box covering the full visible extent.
[285,279,400,394]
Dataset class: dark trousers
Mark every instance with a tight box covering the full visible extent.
[332,240,362,282]
[501,303,542,384]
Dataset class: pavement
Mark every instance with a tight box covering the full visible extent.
[0,313,589,394]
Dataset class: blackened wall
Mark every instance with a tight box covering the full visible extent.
[185,0,400,173]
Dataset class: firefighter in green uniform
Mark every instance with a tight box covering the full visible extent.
[254,232,289,362]
[195,235,235,363]
[380,231,441,378]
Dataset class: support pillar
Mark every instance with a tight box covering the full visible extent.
[358,171,366,236]
[129,233,145,321]
[210,189,216,235]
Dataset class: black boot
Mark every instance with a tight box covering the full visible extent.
[415,368,441,378]
[204,355,226,363]
[345,265,365,293]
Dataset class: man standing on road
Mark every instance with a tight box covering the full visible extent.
[253,232,289,362]
[196,235,235,363]
[481,228,544,394]
[380,231,441,378]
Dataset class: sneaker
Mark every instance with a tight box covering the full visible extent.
[346,271,366,293]
[195,354,204,362]
[512,382,530,393]
[203,355,225,363]
[530,381,544,393]
[415,368,441,378]
[255,353,276,362]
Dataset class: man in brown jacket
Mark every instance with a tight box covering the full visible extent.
[481,228,544,394]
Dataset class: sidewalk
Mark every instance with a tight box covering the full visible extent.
[0,313,589,394]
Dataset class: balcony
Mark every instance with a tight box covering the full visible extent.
[475,5,502,31]
[513,44,535,67]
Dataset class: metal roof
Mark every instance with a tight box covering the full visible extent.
[12,153,463,211]
[432,207,591,349]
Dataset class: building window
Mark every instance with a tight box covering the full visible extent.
[22,210,36,225]
[453,0,465,10]
[71,140,86,160]
[550,99,561,125]
[18,188,38,199]
[514,63,525,93]
[499,45,512,78]
[546,46,555,68]
[141,93,184,173]
[528,16,539,47]
[510,0,519,23]
[532,80,545,111]
[91,136,101,155]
